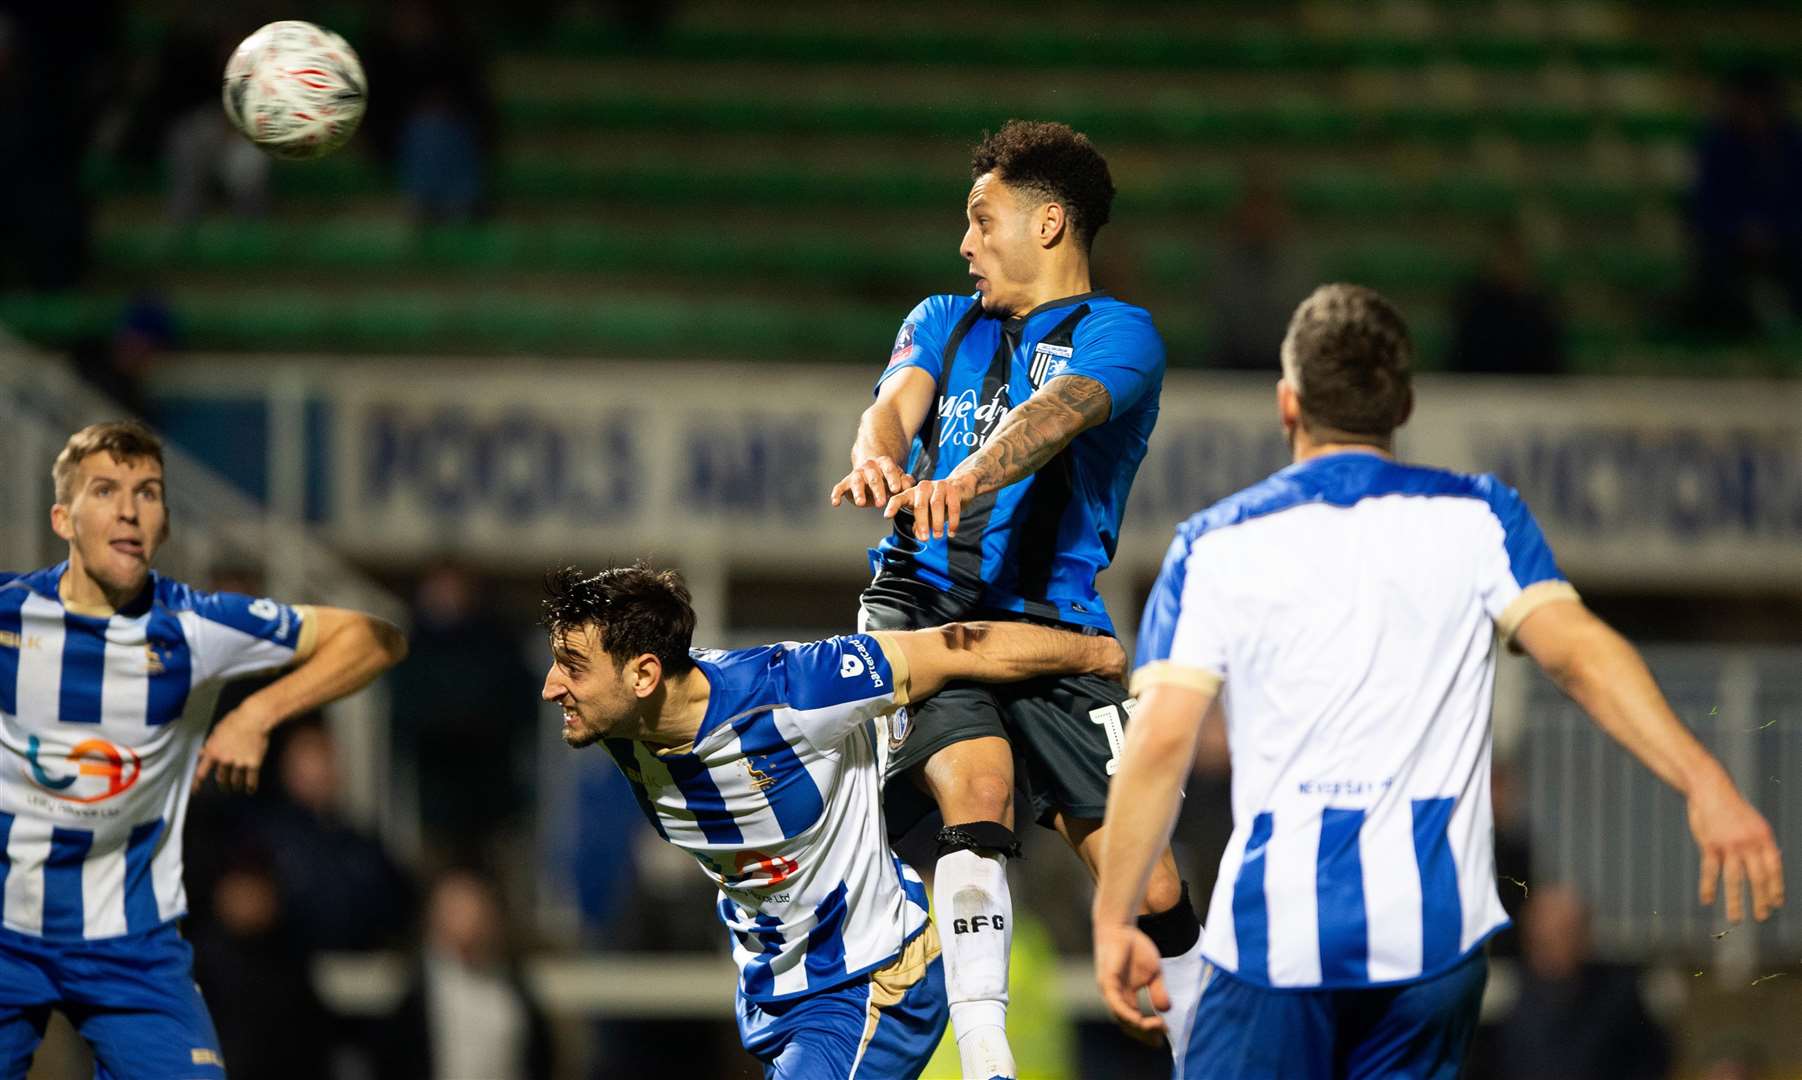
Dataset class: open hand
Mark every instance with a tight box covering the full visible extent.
[830,456,914,509]
[1688,774,1785,922]
[884,475,976,541]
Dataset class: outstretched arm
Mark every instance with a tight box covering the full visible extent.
[873,620,1125,702]
[831,367,935,509]
[884,374,1112,541]
[1515,599,1784,922]
[1091,679,1215,1037]
[196,606,408,794]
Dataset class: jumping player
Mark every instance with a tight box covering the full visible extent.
[1093,284,1785,1078]
[538,564,1128,1079]
[830,120,1203,1076]
[0,421,407,1077]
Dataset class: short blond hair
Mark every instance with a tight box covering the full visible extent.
[52,421,165,504]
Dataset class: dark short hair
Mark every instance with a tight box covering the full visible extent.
[53,420,165,504]
[1281,283,1414,440]
[971,120,1115,250]
[542,564,697,674]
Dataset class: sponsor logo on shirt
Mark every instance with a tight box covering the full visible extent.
[936,383,1011,450]
[0,631,42,650]
[844,637,884,689]
[25,735,143,804]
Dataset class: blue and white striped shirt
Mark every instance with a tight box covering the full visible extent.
[1134,454,1576,989]
[604,633,929,1003]
[0,564,314,941]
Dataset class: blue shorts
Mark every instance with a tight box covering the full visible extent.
[0,922,224,1080]
[1185,949,1487,1080]
[738,926,948,1080]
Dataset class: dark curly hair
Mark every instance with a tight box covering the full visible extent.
[970,120,1115,251]
[542,564,697,674]
[1281,284,1415,441]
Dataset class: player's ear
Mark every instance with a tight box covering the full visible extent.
[1038,201,1067,248]
[1393,387,1414,430]
[50,502,74,542]
[629,653,664,699]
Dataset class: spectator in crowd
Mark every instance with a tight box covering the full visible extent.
[1204,170,1317,370]
[390,561,538,863]
[362,0,493,224]
[188,854,337,1080]
[252,718,416,953]
[1685,67,1802,338]
[1446,229,1566,375]
[1495,883,1672,1080]
[376,868,553,1080]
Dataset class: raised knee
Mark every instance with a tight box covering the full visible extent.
[942,771,1012,823]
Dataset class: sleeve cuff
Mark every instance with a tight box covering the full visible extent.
[1130,660,1223,698]
[868,632,912,707]
[1496,581,1581,652]
[292,605,321,662]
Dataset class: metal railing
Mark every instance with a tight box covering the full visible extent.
[1521,647,1802,981]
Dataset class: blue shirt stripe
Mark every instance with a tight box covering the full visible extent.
[1316,808,1370,983]
[663,752,745,845]
[739,911,787,999]
[57,615,107,725]
[603,739,668,841]
[1135,532,1190,667]
[0,588,24,715]
[123,818,165,932]
[732,711,824,840]
[1412,797,1464,970]
[44,827,93,938]
[803,882,849,988]
[144,607,191,726]
[1232,812,1274,983]
[893,856,928,913]
[0,811,12,901]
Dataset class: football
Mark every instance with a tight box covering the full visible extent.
[222,20,367,161]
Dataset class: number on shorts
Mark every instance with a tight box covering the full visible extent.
[1088,699,1134,777]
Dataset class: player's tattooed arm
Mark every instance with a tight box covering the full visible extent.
[883,374,1112,540]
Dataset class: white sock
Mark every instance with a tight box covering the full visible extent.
[1158,933,1208,1076]
[935,848,1016,1080]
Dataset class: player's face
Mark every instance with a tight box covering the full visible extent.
[51,453,167,602]
[961,172,1041,315]
[542,626,635,748]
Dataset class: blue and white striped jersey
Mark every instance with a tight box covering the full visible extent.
[0,564,315,942]
[603,633,930,1003]
[1134,453,1577,990]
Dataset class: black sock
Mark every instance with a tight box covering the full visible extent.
[1136,880,1202,958]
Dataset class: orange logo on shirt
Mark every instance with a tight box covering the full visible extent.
[26,736,143,803]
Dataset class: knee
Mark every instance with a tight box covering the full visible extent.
[944,770,1012,823]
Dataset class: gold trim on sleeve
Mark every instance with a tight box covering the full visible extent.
[1130,660,1223,698]
[291,605,322,662]
[1496,581,1581,650]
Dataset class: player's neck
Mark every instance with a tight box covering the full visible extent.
[640,667,712,753]
[1291,431,1394,464]
[58,553,136,616]
[1011,260,1092,317]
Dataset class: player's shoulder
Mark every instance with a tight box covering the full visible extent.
[148,573,205,613]
[902,293,978,329]
[2,565,66,603]
[1071,296,1165,364]
[776,635,894,704]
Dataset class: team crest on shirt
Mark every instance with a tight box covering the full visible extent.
[887,706,912,751]
[1029,342,1073,389]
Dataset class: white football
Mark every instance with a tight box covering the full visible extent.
[222,20,367,161]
